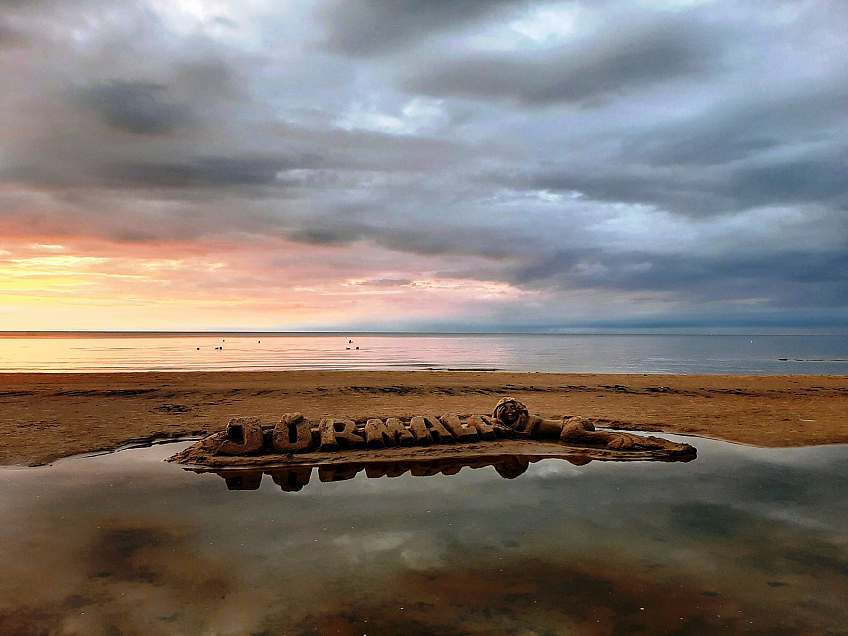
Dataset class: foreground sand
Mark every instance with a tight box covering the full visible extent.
[0,371,844,466]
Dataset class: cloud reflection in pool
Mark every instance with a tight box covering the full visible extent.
[0,436,845,634]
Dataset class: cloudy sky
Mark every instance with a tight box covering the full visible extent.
[0,0,845,331]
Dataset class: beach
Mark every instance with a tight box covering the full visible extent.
[0,371,844,466]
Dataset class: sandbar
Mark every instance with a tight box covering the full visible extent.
[0,371,844,466]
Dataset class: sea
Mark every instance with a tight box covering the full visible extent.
[0,330,845,374]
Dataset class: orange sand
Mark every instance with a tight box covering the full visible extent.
[0,371,844,466]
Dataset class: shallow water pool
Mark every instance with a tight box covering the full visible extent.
[0,435,845,635]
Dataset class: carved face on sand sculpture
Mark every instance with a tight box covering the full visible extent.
[493,397,528,428]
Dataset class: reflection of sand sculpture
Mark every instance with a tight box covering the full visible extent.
[211,454,581,490]
[169,397,696,480]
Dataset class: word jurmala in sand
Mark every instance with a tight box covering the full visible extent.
[170,398,696,470]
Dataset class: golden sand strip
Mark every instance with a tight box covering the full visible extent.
[0,371,844,466]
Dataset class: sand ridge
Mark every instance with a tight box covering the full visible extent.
[0,371,844,466]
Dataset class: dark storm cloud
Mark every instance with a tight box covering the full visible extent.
[518,249,847,289]
[529,151,847,216]
[623,87,848,167]
[288,227,359,246]
[82,81,192,135]
[3,152,321,192]
[513,248,847,307]
[722,156,846,211]
[511,68,848,216]
[408,19,722,106]
[101,155,320,189]
[288,220,508,258]
[318,0,526,56]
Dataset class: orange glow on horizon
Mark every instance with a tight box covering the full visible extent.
[0,235,533,330]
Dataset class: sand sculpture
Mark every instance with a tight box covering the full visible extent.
[211,397,675,456]
[169,397,696,482]
[491,397,666,450]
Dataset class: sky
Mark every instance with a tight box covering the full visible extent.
[0,0,845,331]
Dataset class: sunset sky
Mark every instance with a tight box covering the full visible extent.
[0,0,845,331]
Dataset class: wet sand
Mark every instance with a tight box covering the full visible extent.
[0,371,844,466]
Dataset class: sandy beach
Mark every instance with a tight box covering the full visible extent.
[0,371,844,466]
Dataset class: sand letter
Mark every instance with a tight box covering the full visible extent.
[409,414,455,445]
[365,418,394,449]
[272,412,314,453]
[319,418,365,450]
[467,415,497,441]
[318,418,338,450]
[440,413,480,442]
[386,417,415,447]
[409,416,432,445]
[216,416,264,455]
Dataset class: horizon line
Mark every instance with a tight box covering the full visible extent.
[1,328,843,338]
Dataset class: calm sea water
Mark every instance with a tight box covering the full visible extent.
[0,436,845,634]
[0,332,845,373]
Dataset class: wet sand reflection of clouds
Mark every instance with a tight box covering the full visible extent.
[0,438,845,634]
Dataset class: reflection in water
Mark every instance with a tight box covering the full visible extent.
[216,455,531,490]
[214,454,600,491]
[0,437,845,635]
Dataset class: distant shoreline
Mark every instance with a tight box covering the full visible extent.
[1,329,845,338]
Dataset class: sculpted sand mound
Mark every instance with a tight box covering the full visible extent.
[168,397,697,482]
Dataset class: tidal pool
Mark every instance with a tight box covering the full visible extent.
[0,435,845,635]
